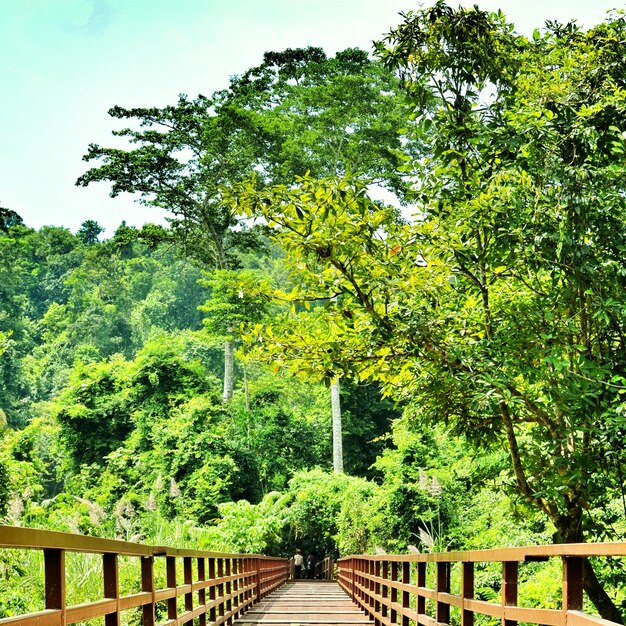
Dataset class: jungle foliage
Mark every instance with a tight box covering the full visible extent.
[2,4,626,620]
[228,5,626,619]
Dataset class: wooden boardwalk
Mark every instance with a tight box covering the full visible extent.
[235,581,374,626]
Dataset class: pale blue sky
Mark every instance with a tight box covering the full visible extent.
[0,0,621,235]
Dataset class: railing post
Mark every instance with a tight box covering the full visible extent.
[250,558,255,602]
[242,558,249,606]
[255,557,262,601]
[141,556,155,626]
[209,557,217,624]
[44,548,66,626]
[502,561,518,626]
[436,562,450,624]
[217,558,225,619]
[359,559,367,608]
[167,556,177,622]
[350,559,357,600]
[367,560,374,617]
[417,562,426,618]
[252,558,258,601]
[184,556,193,614]
[233,558,240,619]
[103,553,120,626]
[462,561,474,626]
[402,561,410,626]
[198,558,207,626]
[254,557,261,602]
[374,560,381,625]
[563,556,583,624]
[362,558,367,607]
[226,558,232,622]
[391,561,398,625]
[382,560,389,622]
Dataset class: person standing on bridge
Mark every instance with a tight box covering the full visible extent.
[306,553,316,579]
[293,548,303,579]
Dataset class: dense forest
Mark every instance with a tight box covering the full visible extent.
[2,2,626,619]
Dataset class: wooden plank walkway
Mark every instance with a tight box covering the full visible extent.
[235,581,374,626]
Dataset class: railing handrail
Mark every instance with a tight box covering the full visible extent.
[338,541,626,563]
[0,525,276,559]
[316,556,335,580]
[337,542,626,626]
[0,525,289,626]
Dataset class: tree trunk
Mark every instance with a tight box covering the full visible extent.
[223,339,234,403]
[243,363,251,446]
[582,558,624,624]
[331,380,343,473]
[555,512,624,624]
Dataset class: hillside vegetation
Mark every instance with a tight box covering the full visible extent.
[2,3,626,620]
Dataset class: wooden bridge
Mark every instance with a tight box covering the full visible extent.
[234,581,373,626]
[1,526,625,626]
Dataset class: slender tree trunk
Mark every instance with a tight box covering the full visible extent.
[243,363,251,446]
[582,559,624,624]
[243,363,250,413]
[223,339,234,403]
[554,513,624,624]
[331,380,343,473]
[500,400,623,623]
[329,293,344,473]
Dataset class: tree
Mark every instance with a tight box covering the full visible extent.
[227,47,416,193]
[235,380,324,492]
[199,270,272,402]
[76,93,264,399]
[228,5,626,614]
[374,6,626,618]
[284,468,379,558]
[0,223,83,423]
[55,355,134,468]
[76,94,256,269]
[0,220,26,421]
[330,380,343,472]
[53,336,261,524]
[225,47,416,466]
[0,207,23,232]
[76,47,415,404]
[339,380,401,478]
[0,455,9,519]
[76,220,104,245]
[20,226,207,403]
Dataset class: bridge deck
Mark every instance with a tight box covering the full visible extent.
[235,581,373,626]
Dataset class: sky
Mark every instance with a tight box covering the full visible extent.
[0,0,622,236]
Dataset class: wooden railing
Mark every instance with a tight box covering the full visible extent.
[338,543,626,626]
[288,555,335,580]
[316,557,335,581]
[0,525,289,626]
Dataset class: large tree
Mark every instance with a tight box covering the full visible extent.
[76,92,260,401]
[199,269,272,402]
[225,46,416,464]
[77,47,414,409]
[76,94,254,269]
[228,5,626,619]
[226,47,415,192]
